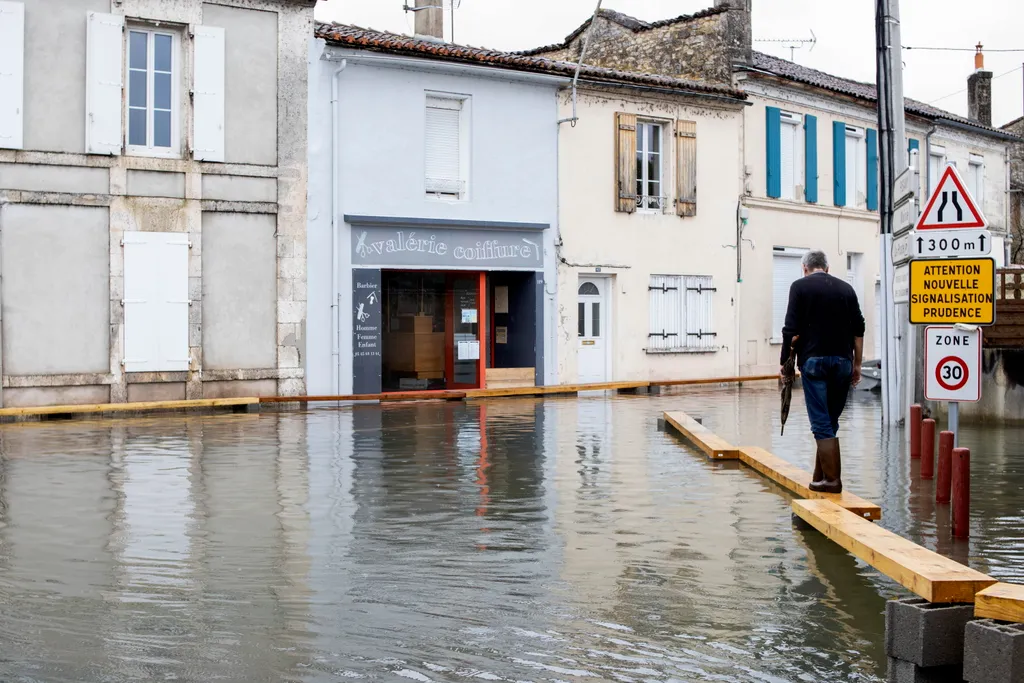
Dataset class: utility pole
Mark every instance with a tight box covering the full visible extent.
[875,0,909,425]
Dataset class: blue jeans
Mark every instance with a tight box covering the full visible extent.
[801,356,853,440]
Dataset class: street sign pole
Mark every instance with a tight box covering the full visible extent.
[949,402,959,447]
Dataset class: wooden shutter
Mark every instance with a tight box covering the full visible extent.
[85,11,124,155]
[866,127,878,211]
[193,25,225,161]
[765,107,781,198]
[832,121,846,207]
[804,114,818,203]
[684,275,715,350]
[648,275,682,351]
[615,112,637,213]
[0,1,24,150]
[675,119,696,217]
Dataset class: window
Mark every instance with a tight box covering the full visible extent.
[845,126,866,208]
[648,275,716,352]
[772,249,806,343]
[779,112,804,200]
[636,122,664,210]
[968,154,985,208]
[425,94,468,199]
[126,27,178,155]
[929,145,947,194]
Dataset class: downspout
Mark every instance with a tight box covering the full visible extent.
[331,59,348,394]
[557,0,602,126]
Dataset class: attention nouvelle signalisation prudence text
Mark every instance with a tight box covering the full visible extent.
[910,262,992,320]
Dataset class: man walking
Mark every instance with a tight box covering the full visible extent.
[780,250,864,494]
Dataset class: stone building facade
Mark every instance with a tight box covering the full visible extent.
[0,0,314,406]
[1002,116,1024,263]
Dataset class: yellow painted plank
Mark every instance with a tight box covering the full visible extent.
[792,499,996,603]
[739,446,881,521]
[663,411,741,460]
[975,583,1024,623]
[0,397,258,418]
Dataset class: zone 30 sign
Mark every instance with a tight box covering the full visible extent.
[923,326,982,402]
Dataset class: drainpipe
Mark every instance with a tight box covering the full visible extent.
[331,59,348,394]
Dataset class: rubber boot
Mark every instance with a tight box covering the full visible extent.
[811,446,823,487]
[808,437,842,494]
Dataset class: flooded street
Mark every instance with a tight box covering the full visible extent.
[1,386,1022,682]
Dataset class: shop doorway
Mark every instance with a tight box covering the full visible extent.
[577,277,609,383]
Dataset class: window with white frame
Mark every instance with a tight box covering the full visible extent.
[772,248,806,343]
[635,121,664,210]
[928,145,947,194]
[968,153,985,209]
[425,94,468,199]
[845,125,866,208]
[648,275,716,352]
[126,26,179,155]
[779,111,804,200]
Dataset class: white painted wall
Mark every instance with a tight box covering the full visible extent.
[307,47,561,395]
[554,88,745,383]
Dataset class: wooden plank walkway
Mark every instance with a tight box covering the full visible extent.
[738,446,881,520]
[0,397,257,419]
[975,583,1024,622]
[663,411,741,460]
[792,500,996,603]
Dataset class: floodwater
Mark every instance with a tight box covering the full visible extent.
[0,386,1021,683]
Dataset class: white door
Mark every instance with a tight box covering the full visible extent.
[577,278,608,383]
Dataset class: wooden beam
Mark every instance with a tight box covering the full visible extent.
[0,397,258,418]
[792,499,996,603]
[739,446,881,520]
[653,374,781,387]
[975,583,1024,623]
[464,381,650,399]
[260,391,465,403]
[663,411,741,460]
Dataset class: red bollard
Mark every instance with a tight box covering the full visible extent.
[936,431,954,503]
[910,405,922,459]
[952,447,971,539]
[921,419,936,479]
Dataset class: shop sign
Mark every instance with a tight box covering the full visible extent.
[352,226,544,269]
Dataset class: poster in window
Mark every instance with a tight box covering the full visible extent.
[461,308,478,324]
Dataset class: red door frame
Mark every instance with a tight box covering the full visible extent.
[444,271,487,390]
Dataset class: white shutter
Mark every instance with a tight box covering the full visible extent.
[873,278,881,359]
[193,25,225,162]
[684,276,715,350]
[968,154,985,210]
[123,232,190,372]
[0,2,24,150]
[844,133,859,207]
[425,96,462,195]
[86,11,124,155]
[648,275,682,351]
[772,252,803,342]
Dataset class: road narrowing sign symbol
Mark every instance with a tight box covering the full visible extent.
[915,165,987,230]
[909,257,995,325]
[924,326,981,402]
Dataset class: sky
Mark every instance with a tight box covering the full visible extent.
[315,0,1024,127]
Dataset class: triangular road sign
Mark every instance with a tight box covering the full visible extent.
[916,164,987,230]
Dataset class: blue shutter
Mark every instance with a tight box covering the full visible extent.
[766,107,781,198]
[804,114,818,203]
[833,121,846,207]
[909,138,920,153]
[866,127,878,211]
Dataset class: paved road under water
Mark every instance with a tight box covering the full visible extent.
[1,386,1022,682]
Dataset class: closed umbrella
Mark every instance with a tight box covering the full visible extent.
[780,336,799,436]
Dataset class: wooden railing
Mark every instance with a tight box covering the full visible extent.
[985,268,1024,348]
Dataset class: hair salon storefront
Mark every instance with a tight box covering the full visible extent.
[347,217,548,394]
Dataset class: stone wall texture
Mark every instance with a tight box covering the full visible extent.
[1003,117,1024,263]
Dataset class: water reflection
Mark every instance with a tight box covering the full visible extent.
[0,387,1021,682]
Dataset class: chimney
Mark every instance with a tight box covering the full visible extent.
[715,0,752,67]
[413,0,444,41]
[968,43,993,127]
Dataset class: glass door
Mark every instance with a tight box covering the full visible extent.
[448,275,483,388]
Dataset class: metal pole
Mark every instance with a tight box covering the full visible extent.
[949,401,959,448]
[876,0,909,425]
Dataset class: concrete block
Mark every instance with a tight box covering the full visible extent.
[888,657,963,683]
[886,597,975,667]
[126,170,185,198]
[963,619,1024,683]
[656,417,666,431]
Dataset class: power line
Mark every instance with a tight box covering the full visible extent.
[904,46,1024,52]
[926,64,1023,105]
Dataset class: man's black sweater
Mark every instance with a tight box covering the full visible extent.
[780,271,865,366]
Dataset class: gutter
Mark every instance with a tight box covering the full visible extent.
[933,117,1023,143]
[572,77,749,105]
[330,59,348,395]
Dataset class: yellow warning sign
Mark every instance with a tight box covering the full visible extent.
[909,258,995,325]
